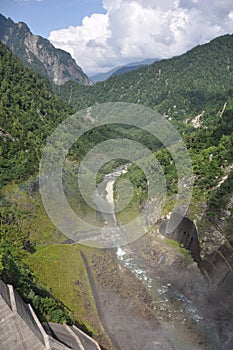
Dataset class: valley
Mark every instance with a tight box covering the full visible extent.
[0,15,233,350]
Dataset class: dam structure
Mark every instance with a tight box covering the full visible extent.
[0,279,101,350]
[160,212,233,295]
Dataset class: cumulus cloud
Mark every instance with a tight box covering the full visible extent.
[49,0,233,75]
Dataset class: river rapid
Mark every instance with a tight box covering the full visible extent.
[93,167,221,350]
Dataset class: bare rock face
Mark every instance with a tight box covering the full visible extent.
[0,14,93,86]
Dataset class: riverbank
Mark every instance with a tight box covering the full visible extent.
[116,229,220,349]
[81,246,175,350]
[97,170,213,349]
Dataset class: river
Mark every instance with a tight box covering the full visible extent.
[93,167,220,350]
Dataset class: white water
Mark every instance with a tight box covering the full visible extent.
[96,167,219,349]
[105,180,115,204]
[116,245,221,350]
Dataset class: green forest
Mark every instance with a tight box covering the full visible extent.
[1,33,233,339]
[55,34,233,116]
[55,34,233,239]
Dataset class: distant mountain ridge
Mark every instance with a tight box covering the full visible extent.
[0,14,92,86]
[111,58,159,77]
[61,34,233,116]
[91,58,158,82]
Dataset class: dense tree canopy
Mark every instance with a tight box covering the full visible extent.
[0,41,75,186]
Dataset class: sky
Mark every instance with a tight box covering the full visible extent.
[1,0,233,76]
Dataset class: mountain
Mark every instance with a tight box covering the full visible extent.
[1,29,233,349]
[56,33,233,243]
[0,14,92,86]
[90,66,123,83]
[58,34,233,115]
[91,58,157,82]
[111,58,158,77]
[0,41,75,186]
[0,41,115,348]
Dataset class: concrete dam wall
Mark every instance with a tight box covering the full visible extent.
[0,280,101,350]
[159,212,233,291]
[159,212,201,263]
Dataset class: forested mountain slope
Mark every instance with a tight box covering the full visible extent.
[54,34,233,247]
[0,41,75,186]
[0,41,87,331]
[56,34,233,117]
[1,32,233,349]
[0,42,119,348]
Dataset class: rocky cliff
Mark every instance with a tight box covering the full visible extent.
[0,14,92,86]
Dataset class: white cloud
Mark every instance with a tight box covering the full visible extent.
[49,0,233,75]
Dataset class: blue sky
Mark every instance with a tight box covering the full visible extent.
[1,0,106,38]
[1,0,233,75]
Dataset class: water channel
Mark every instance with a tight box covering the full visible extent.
[93,167,220,349]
